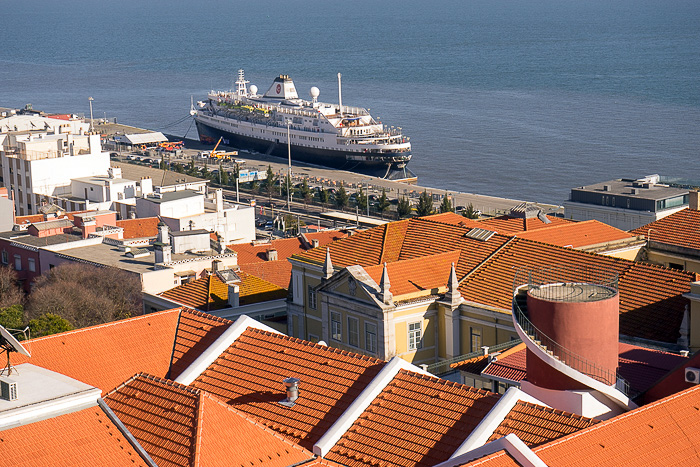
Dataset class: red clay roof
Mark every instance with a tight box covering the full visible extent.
[169,310,233,381]
[191,327,386,450]
[364,250,461,296]
[480,343,688,395]
[477,215,573,235]
[630,207,700,251]
[294,217,694,344]
[0,406,149,466]
[515,220,637,248]
[11,308,230,394]
[116,217,160,239]
[238,260,292,289]
[229,231,349,264]
[158,271,287,312]
[488,401,599,447]
[325,369,500,467]
[105,374,312,467]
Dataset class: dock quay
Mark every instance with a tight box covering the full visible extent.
[98,120,562,218]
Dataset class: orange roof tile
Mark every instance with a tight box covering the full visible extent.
[191,327,385,450]
[488,401,599,447]
[530,385,700,466]
[364,250,461,296]
[423,212,482,228]
[630,207,700,251]
[229,231,349,264]
[480,344,527,383]
[158,271,287,312]
[11,308,182,394]
[477,215,573,235]
[325,369,500,467]
[515,220,637,248]
[116,217,160,239]
[169,309,233,381]
[105,374,312,467]
[238,260,292,289]
[0,406,149,466]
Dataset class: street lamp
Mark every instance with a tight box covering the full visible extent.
[286,119,292,212]
[88,97,94,133]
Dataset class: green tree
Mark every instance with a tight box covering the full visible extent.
[335,185,349,211]
[356,186,368,215]
[173,163,184,174]
[28,313,73,338]
[319,188,330,211]
[462,203,480,219]
[377,188,390,219]
[220,163,229,185]
[299,179,312,208]
[0,304,24,330]
[439,195,453,213]
[397,196,412,218]
[281,174,293,201]
[0,266,24,309]
[186,160,197,176]
[416,190,434,217]
[200,164,209,179]
[264,165,277,203]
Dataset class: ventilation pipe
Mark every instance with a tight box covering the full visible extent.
[279,377,300,407]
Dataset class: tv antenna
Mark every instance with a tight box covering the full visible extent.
[0,324,30,376]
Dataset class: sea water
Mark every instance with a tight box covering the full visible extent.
[0,0,698,204]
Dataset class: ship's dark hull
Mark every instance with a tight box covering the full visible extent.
[195,120,415,180]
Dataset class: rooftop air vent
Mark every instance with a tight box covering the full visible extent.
[465,228,495,242]
[684,367,700,384]
[279,377,300,407]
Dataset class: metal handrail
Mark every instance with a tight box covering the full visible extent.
[512,288,630,395]
[426,339,522,376]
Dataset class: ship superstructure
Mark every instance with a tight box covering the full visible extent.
[193,70,414,180]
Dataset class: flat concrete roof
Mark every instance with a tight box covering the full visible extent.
[142,189,202,204]
[170,229,210,237]
[573,178,688,201]
[0,231,86,248]
[112,161,207,188]
[72,175,133,185]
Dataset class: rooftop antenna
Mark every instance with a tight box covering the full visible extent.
[0,324,30,376]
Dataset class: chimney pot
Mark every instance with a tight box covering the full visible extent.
[689,191,700,211]
[279,377,300,407]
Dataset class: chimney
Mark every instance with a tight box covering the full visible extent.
[227,283,239,307]
[212,259,221,273]
[157,222,170,245]
[689,190,700,211]
[140,177,153,197]
[266,249,278,261]
[279,377,300,407]
[482,346,490,356]
[311,239,319,248]
[215,188,224,213]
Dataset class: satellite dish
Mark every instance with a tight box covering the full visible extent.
[0,324,30,357]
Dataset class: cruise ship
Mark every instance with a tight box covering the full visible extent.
[193,70,415,181]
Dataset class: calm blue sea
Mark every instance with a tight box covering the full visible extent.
[1,0,699,204]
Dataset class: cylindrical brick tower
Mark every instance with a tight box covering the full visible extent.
[525,282,619,390]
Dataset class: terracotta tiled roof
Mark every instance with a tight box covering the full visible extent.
[488,401,599,447]
[116,217,160,239]
[229,231,349,264]
[294,216,693,343]
[11,309,182,394]
[105,374,312,467]
[459,238,693,343]
[480,343,688,396]
[158,271,287,311]
[423,212,482,228]
[0,406,149,466]
[238,260,292,289]
[364,250,461,296]
[515,220,637,248]
[476,215,573,235]
[450,354,491,374]
[481,344,527,383]
[630,207,700,251]
[325,369,500,467]
[169,309,233,380]
[191,327,386,450]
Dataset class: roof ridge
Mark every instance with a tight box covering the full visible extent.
[398,367,499,396]
[458,236,517,284]
[180,307,233,325]
[106,372,202,398]
[378,223,390,264]
[535,384,700,453]
[26,307,183,344]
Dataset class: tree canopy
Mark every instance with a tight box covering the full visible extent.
[439,195,453,213]
[416,190,434,217]
[397,196,412,218]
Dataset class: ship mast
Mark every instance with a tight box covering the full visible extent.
[337,73,343,117]
[236,69,249,96]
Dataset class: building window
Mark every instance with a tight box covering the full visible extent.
[1,251,7,265]
[28,258,35,272]
[408,322,422,351]
[365,323,377,354]
[348,317,359,347]
[470,327,482,353]
[13,255,21,271]
[331,312,342,341]
[308,285,317,309]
